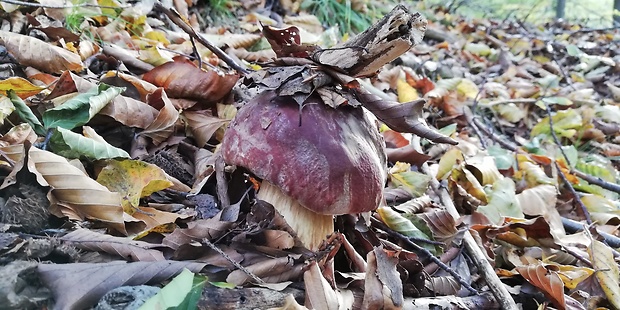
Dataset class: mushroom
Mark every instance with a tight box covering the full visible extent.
[220,90,387,250]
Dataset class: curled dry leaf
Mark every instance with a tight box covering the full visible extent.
[61,228,167,261]
[0,144,126,233]
[352,88,457,144]
[139,88,180,145]
[38,260,206,310]
[142,57,238,104]
[182,110,229,147]
[0,30,84,74]
[101,71,159,102]
[162,213,234,250]
[202,33,262,49]
[515,263,566,310]
[362,246,403,310]
[99,95,158,129]
[303,261,354,310]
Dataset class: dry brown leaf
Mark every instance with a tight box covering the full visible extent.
[46,71,96,101]
[0,30,84,74]
[0,144,126,233]
[101,71,159,102]
[303,261,354,310]
[427,276,460,296]
[131,206,191,231]
[419,209,460,245]
[162,214,234,250]
[0,124,37,146]
[183,110,229,147]
[362,246,403,310]
[99,95,158,129]
[202,33,262,48]
[38,260,205,310]
[61,228,167,261]
[139,88,180,145]
[229,47,277,63]
[516,263,566,310]
[142,57,238,104]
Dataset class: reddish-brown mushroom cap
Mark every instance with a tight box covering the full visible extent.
[221,90,387,215]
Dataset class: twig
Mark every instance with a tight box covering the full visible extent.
[544,102,592,224]
[570,169,620,195]
[0,0,129,9]
[371,217,479,295]
[189,36,203,69]
[411,137,519,310]
[202,238,265,285]
[562,217,620,249]
[153,2,250,75]
[569,26,620,37]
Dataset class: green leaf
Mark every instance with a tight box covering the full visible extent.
[477,178,523,225]
[488,145,515,170]
[43,84,123,130]
[7,90,45,135]
[49,127,130,160]
[566,44,583,57]
[535,96,573,109]
[390,170,432,197]
[531,109,582,138]
[139,269,207,310]
[377,206,438,254]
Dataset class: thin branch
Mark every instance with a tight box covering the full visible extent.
[410,137,519,310]
[571,169,620,195]
[544,102,592,224]
[371,217,479,295]
[153,2,250,75]
[202,238,265,285]
[0,0,129,9]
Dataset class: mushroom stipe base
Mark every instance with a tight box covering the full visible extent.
[257,181,334,251]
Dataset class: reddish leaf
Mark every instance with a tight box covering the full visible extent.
[516,264,566,310]
[261,24,319,58]
[142,57,238,105]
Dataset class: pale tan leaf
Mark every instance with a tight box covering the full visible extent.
[427,276,460,296]
[229,47,277,62]
[61,228,166,261]
[589,240,620,309]
[362,246,403,310]
[0,30,84,74]
[38,260,205,310]
[139,88,180,145]
[131,206,191,231]
[303,261,354,310]
[1,144,125,233]
[183,110,229,147]
[99,95,158,129]
[202,33,262,49]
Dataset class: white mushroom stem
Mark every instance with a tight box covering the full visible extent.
[257,181,334,251]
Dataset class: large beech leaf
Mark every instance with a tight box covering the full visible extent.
[1,144,126,233]
[377,206,436,254]
[7,90,45,135]
[49,127,130,160]
[138,88,179,145]
[43,84,124,130]
[182,110,229,147]
[142,57,238,104]
[37,260,206,310]
[97,159,174,214]
[61,228,167,261]
[304,261,354,310]
[0,30,85,74]
[589,240,620,309]
[352,88,457,144]
[99,95,158,129]
[0,77,45,98]
[515,264,566,310]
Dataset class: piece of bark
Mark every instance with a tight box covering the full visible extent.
[312,5,426,77]
[196,286,499,310]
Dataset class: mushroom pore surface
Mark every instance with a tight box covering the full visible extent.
[221,90,387,215]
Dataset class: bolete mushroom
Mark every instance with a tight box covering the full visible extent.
[220,90,387,250]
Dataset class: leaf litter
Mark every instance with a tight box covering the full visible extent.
[0,0,618,309]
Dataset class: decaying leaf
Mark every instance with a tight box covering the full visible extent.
[589,239,620,309]
[96,159,174,214]
[0,30,85,73]
[142,57,238,104]
[362,246,403,309]
[138,88,180,145]
[37,260,205,310]
[61,228,167,261]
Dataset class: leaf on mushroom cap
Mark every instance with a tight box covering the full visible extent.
[220,91,387,215]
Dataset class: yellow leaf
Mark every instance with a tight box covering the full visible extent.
[554,264,594,289]
[589,240,620,309]
[397,79,418,103]
[0,77,45,99]
[144,30,170,45]
[456,79,479,100]
[97,159,173,214]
